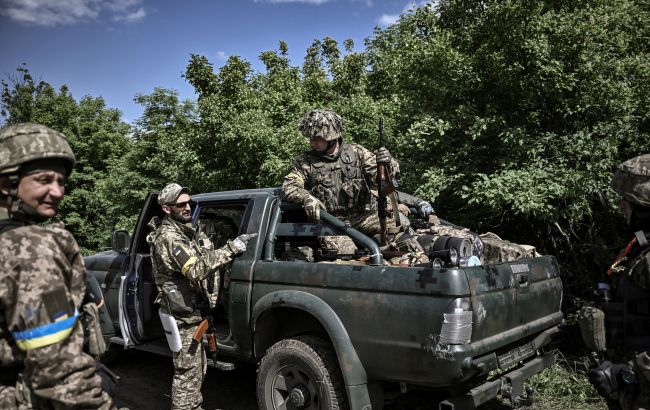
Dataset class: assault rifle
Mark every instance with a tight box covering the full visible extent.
[377,118,388,246]
[376,118,399,246]
[188,289,218,363]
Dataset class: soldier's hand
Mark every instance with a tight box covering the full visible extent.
[303,195,325,221]
[418,201,434,218]
[229,233,258,255]
[397,203,410,216]
[375,147,393,164]
[587,361,630,396]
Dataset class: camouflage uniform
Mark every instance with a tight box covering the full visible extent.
[282,109,400,236]
[0,123,113,409]
[147,184,241,410]
[588,154,650,409]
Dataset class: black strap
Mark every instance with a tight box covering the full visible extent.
[0,364,22,385]
[0,219,26,235]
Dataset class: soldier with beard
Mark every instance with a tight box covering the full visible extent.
[0,123,114,409]
[147,183,255,410]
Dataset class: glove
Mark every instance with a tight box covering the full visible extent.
[397,203,410,216]
[303,195,325,221]
[228,233,258,255]
[375,147,393,164]
[418,201,434,218]
[587,361,632,396]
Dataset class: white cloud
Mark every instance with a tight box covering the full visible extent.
[0,0,146,26]
[215,51,228,61]
[377,1,438,27]
[378,14,399,27]
[114,6,145,23]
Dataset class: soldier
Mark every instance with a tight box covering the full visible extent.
[586,154,650,409]
[147,183,255,410]
[282,108,400,236]
[0,123,114,409]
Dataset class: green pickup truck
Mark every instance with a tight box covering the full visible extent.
[86,188,563,410]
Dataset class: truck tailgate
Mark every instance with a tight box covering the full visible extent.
[465,255,563,356]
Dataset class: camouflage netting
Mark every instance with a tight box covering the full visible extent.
[298,109,343,141]
[611,154,650,207]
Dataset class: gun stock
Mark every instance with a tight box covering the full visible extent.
[188,319,209,354]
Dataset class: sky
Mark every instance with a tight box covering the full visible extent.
[0,0,430,123]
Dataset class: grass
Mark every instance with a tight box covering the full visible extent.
[481,352,607,410]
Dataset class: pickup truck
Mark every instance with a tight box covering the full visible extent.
[85,187,564,410]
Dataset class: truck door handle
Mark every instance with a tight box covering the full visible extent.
[517,274,528,286]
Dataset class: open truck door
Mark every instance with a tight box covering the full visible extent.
[119,193,166,346]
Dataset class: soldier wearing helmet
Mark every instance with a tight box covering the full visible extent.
[586,154,650,409]
[146,182,255,410]
[0,123,114,408]
[282,109,401,235]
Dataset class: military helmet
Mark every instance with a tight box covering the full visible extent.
[158,182,190,205]
[298,109,343,142]
[0,123,75,176]
[611,154,650,207]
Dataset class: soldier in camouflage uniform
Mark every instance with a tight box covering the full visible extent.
[0,123,114,409]
[282,109,401,236]
[587,154,650,409]
[147,183,255,410]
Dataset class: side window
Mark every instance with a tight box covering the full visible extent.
[274,209,364,263]
[195,204,247,247]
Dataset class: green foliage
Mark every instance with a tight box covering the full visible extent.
[364,0,650,289]
[1,66,131,253]
[527,356,606,410]
[2,0,648,287]
[1,3,646,403]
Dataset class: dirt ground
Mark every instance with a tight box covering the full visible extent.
[109,349,258,410]
[107,348,550,410]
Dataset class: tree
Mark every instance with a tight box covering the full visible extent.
[1,65,131,253]
[364,0,650,287]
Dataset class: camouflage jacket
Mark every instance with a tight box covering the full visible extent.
[146,216,236,324]
[613,240,650,393]
[282,143,400,215]
[629,244,650,290]
[0,222,113,409]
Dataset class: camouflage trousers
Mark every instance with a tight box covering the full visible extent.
[0,386,16,409]
[345,209,399,236]
[172,323,207,410]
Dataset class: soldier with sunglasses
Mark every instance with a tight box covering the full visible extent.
[147,183,254,410]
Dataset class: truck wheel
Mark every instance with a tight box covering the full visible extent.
[257,335,348,410]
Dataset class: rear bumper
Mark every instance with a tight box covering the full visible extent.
[439,351,555,409]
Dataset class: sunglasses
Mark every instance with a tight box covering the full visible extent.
[169,201,191,209]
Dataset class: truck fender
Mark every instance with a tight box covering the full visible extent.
[252,290,372,410]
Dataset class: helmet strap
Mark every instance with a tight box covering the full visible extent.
[628,204,650,234]
[326,139,340,155]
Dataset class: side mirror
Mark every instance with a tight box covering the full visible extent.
[111,230,130,254]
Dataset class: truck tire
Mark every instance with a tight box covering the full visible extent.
[257,335,348,410]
